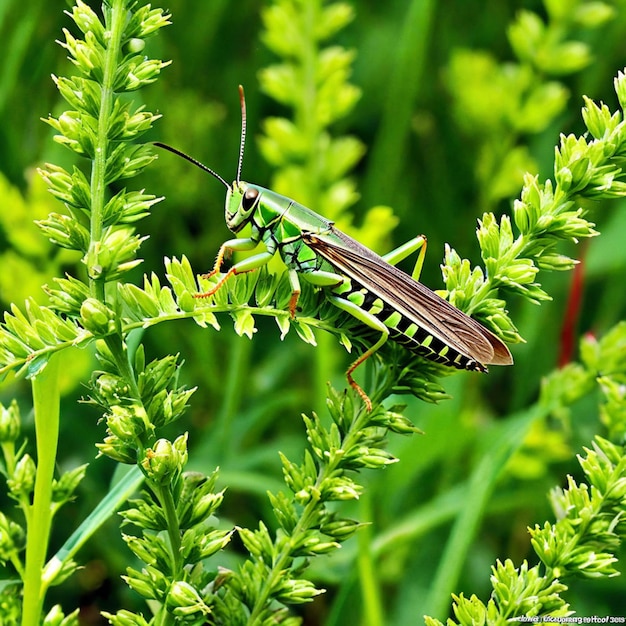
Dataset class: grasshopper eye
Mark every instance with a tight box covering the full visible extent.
[242,187,259,211]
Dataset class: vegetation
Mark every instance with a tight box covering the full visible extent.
[1,0,626,624]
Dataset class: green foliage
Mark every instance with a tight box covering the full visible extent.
[258,0,397,252]
[426,433,626,625]
[446,0,617,208]
[1,0,626,624]
[425,319,626,625]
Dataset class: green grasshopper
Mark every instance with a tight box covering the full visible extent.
[155,87,512,410]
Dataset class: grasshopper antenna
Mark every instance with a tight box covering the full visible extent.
[236,84,247,185]
[153,142,231,190]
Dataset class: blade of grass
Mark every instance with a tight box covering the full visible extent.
[423,402,550,619]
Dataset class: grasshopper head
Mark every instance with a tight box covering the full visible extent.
[225,181,261,233]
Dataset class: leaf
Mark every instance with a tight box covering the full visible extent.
[275,315,290,340]
[232,310,256,339]
[294,322,317,346]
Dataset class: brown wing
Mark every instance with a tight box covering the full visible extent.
[304,229,512,367]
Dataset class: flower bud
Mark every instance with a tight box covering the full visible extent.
[141,437,185,485]
[0,400,21,443]
[275,578,322,603]
[0,512,25,561]
[106,405,149,441]
[80,298,114,335]
[166,581,210,617]
[96,435,137,464]
[8,455,36,498]
[101,609,150,626]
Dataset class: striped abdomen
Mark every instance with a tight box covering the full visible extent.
[334,279,485,372]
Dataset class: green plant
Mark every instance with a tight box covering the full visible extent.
[0,0,626,624]
[446,0,617,210]
[425,322,626,624]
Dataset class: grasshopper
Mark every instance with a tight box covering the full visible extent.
[156,87,512,410]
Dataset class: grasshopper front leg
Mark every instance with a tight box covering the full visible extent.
[196,237,274,299]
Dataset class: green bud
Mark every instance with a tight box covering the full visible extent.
[38,162,74,205]
[42,604,64,626]
[95,373,129,404]
[119,58,171,92]
[141,436,186,485]
[96,435,137,464]
[294,488,313,504]
[357,448,398,469]
[37,212,90,251]
[132,6,172,38]
[166,581,210,616]
[0,400,21,443]
[52,464,87,504]
[556,166,573,191]
[8,454,36,498]
[320,518,361,541]
[126,38,146,53]
[274,578,323,603]
[83,229,146,280]
[294,535,340,556]
[123,534,163,564]
[101,609,150,626]
[574,2,615,27]
[44,112,89,156]
[571,549,618,577]
[80,298,113,335]
[105,405,147,440]
[536,253,577,272]
[123,568,158,599]
[320,477,362,501]
[614,70,626,112]
[68,0,105,39]
[57,28,97,72]
[213,566,233,591]
[280,452,306,493]
[0,511,25,561]
[44,275,91,316]
[187,490,224,527]
[42,604,80,626]
[542,41,591,74]
[582,96,611,140]
[238,527,263,557]
[103,190,161,225]
[512,199,531,234]
[189,529,233,561]
[108,226,146,258]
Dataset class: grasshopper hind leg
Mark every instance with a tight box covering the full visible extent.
[328,295,390,412]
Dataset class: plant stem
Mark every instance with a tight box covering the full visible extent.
[158,482,183,574]
[89,0,127,301]
[357,491,384,626]
[246,404,371,624]
[21,353,61,626]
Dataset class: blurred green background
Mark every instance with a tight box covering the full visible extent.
[2,0,626,623]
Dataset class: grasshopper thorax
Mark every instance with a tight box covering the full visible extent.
[225,181,261,233]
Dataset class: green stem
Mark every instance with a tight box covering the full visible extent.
[216,336,252,459]
[357,492,384,626]
[246,404,371,624]
[89,0,127,301]
[157,482,183,574]
[21,354,61,626]
[104,335,141,399]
